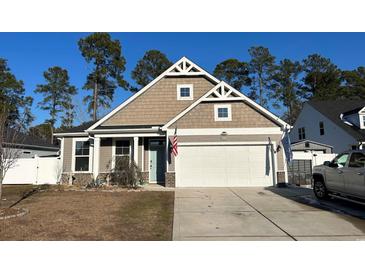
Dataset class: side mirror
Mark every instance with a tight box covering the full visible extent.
[323,161,330,166]
[328,161,338,168]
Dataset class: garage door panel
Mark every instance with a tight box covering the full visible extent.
[176,144,274,187]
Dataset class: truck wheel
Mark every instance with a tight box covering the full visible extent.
[313,180,328,200]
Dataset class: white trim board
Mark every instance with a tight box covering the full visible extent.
[94,133,164,138]
[87,56,220,131]
[166,127,282,136]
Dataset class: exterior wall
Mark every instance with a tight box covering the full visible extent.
[138,137,144,168]
[170,101,279,129]
[99,138,112,172]
[60,173,92,186]
[290,103,357,153]
[62,137,73,172]
[102,76,215,126]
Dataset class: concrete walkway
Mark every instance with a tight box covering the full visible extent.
[173,186,365,240]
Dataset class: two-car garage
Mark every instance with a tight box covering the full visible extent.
[175,143,276,187]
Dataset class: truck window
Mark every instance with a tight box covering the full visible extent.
[333,153,349,168]
[348,152,365,168]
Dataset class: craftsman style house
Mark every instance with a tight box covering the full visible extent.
[55,57,289,187]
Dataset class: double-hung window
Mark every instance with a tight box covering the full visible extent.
[74,140,90,172]
[298,127,306,140]
[115,140,130,164]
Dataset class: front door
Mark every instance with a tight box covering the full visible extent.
[149,140,166,183]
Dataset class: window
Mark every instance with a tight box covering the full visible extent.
[298,127,306,140]
[74,140,90,172]
[115,140,130,164]
[333,153,349,168]
[348,152,365,168]
[319,121,325,135]
[214,104,232,121]
[177,84,193,100]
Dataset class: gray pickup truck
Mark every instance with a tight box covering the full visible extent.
[312,150,365,202]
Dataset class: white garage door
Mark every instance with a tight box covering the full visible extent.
[176,144,275,187]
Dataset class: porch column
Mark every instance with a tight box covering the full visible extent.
[133,136,138,164]
[93,137,100,180]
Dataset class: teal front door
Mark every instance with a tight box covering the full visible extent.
[149,140,166,183]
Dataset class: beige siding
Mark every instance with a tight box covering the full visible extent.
[138,138,143,168]
[169,134,285,171]
[62,137,73,172]
[170,101,280,129]
[102,76,215,126]
[99,138,112,173]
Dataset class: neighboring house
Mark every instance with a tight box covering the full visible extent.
[291,100,365,153]
[4,130,59,158]
[291,140,333,154]
[54,57,289,187]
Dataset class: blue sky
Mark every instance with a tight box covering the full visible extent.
[1,32,365,127]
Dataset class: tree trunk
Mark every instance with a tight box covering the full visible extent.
[93,81,98,122]
[259,74,263,106]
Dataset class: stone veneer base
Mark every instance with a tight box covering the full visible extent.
[165,172,175,188]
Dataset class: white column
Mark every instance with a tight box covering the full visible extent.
[93,137,100,180]
[133,136,139,165]
[165,133,169,172]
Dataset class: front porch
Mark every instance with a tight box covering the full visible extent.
[92,131,175,187]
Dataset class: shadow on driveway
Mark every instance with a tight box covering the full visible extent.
[265,185,365,220]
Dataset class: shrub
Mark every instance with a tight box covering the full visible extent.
[108,157,143,188]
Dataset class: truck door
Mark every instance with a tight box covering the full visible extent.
[342,152,365,197]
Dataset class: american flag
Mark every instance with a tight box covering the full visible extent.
[172,127,178,157]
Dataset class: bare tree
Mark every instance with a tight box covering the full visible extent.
[0,105,25,206]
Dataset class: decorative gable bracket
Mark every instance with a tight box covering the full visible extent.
[166,57,216,77]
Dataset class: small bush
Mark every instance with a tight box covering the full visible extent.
[108,157,143,189]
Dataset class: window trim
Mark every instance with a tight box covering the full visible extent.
[72,137,92,173]
[177,84,194,100]
[112,138,132,169]
[214,104,232,121]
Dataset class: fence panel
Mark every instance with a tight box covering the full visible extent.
[3,157,61,185]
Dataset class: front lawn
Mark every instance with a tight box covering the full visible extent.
[0,186,174,240]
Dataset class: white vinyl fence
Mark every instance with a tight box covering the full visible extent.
[3,156,62,185]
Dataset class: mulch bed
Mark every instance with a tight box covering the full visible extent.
[0,207,28,220]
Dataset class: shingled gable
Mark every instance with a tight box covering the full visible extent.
[86,57,220,131]
[162,81,289,130]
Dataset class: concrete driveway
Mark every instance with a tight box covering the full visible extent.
[173,186,365,240]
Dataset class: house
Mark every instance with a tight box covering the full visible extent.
[291,100,365,153]
[291,140,333,154]
[4,129,59,158]
[54,57,289,187]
